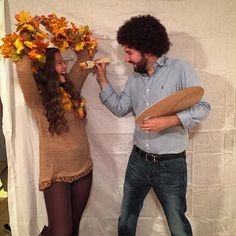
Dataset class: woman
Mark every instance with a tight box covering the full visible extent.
[16,47,93,236]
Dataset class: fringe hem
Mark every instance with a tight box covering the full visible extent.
[39,164,93,191]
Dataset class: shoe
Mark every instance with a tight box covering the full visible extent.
[3,224,11,234]
[39,225,48,236]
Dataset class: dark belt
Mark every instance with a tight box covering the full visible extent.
[133,145,185,162]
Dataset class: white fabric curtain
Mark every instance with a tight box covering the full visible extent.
[1,0,236,235]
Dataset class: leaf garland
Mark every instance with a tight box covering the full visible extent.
[0,11,97,70]
[41,13,97,57]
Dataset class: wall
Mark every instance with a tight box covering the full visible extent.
[1,0,236,235]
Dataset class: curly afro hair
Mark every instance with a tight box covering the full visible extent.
[117,15,170,57]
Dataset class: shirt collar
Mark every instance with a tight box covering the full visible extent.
[153,54,168,70]
[138,54,168,78]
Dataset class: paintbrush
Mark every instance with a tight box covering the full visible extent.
[80,57,110,70]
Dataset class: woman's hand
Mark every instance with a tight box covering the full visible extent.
[36,15,52,32]
[20,15,42,41]
[75,48,91,62]
[19,30,31,41]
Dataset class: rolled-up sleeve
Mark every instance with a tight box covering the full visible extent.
[100,83,115,103]
[177,99,211,129]
[176,61,211,129]
[99,78,133,117]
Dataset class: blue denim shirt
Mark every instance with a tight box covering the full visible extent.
[100,55,211,154]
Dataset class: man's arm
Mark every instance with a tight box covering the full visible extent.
[95,62,132,117]
[139,99,210,131]
[176,60,211,129]
[139,60,210,131]
[176,100,210,129]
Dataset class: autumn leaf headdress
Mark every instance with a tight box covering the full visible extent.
[0,11,49,70]
[41,13,97,57]
[0,11,97,70]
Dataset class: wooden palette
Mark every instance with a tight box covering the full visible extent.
[135,86,204,123]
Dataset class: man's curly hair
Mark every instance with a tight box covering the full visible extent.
[117,15,170,57]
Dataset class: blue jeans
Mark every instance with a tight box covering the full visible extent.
[118,147,192,236]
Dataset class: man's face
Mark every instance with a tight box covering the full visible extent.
[123,46,148,74]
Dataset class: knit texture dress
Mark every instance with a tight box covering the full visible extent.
[16,55,93,191]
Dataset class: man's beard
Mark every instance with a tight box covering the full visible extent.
[130,57,148,75]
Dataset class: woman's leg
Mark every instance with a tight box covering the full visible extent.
[71,172,92,236]
[43,182,72,236]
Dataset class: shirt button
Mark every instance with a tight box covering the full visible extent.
[146,102,149,106]
[147,89,150,92]
[146,144,149,147]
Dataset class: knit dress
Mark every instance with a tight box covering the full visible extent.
[16,55,93,190]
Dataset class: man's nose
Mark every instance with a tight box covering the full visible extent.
[124,55,130,62]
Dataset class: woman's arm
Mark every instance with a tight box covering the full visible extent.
[67,50,91,93]
[16,55,41,109]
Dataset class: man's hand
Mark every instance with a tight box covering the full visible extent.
[139,115,182,132]
[94,62,109,89]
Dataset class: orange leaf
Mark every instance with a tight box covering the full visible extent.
[28,50,42,60]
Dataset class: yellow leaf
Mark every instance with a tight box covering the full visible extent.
[13,38,24,54]
[21,23,35,32]
[61,40,69,50]
[78,26,89,34]
[75,42,85,51]
[35,31,48,39]
[24,41,35,49]
[15,11,31,23]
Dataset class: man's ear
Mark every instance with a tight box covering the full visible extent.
[144,52,152,59]
[145,52,158,62]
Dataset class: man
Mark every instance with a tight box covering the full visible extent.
[94,15,210,236]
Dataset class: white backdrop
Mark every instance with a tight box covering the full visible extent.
[0,0,236,235]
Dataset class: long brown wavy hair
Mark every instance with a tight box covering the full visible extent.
[34,47,81,135]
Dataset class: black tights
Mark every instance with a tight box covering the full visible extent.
[42,172,92,236]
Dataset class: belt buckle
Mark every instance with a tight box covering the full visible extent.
[145,153,158,162]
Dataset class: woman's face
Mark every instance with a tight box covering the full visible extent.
[54,52,67,83]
